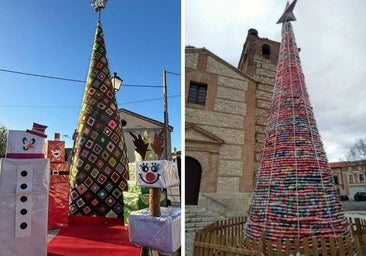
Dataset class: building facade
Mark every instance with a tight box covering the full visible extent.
[185,29,280,217]
[119,108,173,162]
[119,108,180,205]
[330,161,366,199]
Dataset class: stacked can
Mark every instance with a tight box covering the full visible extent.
[243,17,351,251]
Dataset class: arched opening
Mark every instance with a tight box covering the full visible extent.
[185,156,202,205]
[262,44,271,57]
[121,119,127,127]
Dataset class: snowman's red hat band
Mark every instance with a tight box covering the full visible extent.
[26,122,48,138]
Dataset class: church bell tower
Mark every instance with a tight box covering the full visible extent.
[238,29,281,189]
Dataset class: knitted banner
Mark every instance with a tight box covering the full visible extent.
[69,22,129,218]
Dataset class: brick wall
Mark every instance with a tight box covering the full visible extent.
[185,31,280,217]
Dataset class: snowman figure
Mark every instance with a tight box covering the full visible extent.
[0,122,50,256]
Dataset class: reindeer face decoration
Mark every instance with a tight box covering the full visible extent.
[136,160,180,189]
[47,140,65,162]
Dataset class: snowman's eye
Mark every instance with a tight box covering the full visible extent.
[30,138,36,144]
[22,137,27,144]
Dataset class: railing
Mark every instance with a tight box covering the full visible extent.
[193,216,366,256]
[200,193,228,209]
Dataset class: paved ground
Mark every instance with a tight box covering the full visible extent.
[342,200,366,212]
[185,231,195,256]
[47,229,59,243]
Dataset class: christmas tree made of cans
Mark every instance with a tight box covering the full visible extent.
[244,0,351,248]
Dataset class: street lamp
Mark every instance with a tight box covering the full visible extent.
[111,72,123,92]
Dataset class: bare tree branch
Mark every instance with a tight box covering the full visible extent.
[347,138,366,166]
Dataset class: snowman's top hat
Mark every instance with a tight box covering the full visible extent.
[26,122,48,138]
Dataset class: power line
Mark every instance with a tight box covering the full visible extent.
[0,105,77,109]
[0,95,180,109]
[0,68,163,88]
[123,84,162,88]
[122,95,180,105]
[0,68,85,83]
[166,71,181,76]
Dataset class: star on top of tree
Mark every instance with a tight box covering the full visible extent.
[91,0,107,12]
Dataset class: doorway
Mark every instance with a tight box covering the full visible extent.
[185,156,202,205]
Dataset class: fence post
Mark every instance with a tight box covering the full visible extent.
[260,232,266,255]
[355,218,363,245]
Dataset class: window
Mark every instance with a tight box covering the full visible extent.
[333,175,339,185]
[262,44,271,57]
[188,82,207,105]
[359,173,365,183]
[348,174,354,184]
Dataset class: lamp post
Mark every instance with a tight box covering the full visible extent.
[111,72,123,92]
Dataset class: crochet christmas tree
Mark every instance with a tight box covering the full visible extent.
[244,0,350,248]
[69,22,129,218]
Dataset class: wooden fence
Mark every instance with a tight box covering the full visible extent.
[194,217,366,256]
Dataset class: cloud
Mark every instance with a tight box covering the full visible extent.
[186,0,282,65]
[186,0,366,162]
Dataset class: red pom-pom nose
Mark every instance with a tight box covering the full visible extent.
[146,172,156,182]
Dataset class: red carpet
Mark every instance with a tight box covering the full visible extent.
[47,217,140,256]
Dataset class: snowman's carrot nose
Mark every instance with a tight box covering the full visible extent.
[27,143,35,149]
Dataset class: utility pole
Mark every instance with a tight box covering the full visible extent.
[163,70,169,160]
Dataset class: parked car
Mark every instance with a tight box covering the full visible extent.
[354,192,366,201]
[339,193,349,201]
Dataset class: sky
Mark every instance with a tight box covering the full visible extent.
[0,1,181,151]
[185,0,366,162]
